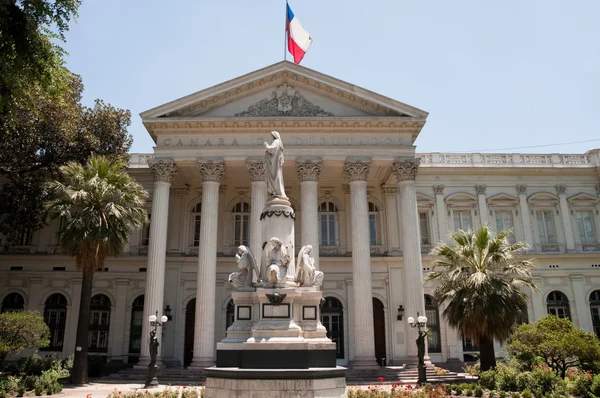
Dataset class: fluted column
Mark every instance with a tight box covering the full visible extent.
[383,187,401,255]
[344,160,377,368]
[297,160,322,268]
[433,185,448,242]
[556,185,576,252]
[517,185,534,250]
[476,185,489,227]
[138,160,177,366]
[190,160,225,368]
[247,160,267,281]
[393,159,426,360]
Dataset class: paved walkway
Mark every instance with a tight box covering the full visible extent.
[60,383,202,397]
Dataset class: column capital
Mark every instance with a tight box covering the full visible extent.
[343,160,371,182]
[150,160,177,183]
[382,187,399,195]
[392,158,420,181]
[296,160,322,182]
[433,185,444,195]
[475,185,487,195]
[516,184,527,194]
[556,184,567,195]
[246,160,266,182]
[197,160,225,183]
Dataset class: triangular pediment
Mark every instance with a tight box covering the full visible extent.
[487,193,519,207]
[567,192,600,207]
[140,61,428,120]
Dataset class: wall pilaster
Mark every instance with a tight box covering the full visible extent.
[297,160,322,268]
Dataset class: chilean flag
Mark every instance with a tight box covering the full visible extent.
[286,2,312,64]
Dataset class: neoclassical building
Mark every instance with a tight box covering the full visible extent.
[1,62,600,370]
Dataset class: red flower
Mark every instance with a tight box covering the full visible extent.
[378,376,385,381]
[86,395,92,398]
[7,376,12,379]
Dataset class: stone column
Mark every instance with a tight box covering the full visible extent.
[111,279,130,360]
[530,277,545,322]
[517,185,534,251]
[190,160,225,369]
[433,185,448,242]
[247,160,267,280]
[297,160,322,268]
[138,160,177,366]
[393,159,426,360]
[343,160,378,368]
[557,185,576,252]
[571,275,592,331]
[383,187,401,255]
[476,185,489,227]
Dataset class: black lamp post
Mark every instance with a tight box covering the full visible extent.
[407,312,428,385]
[144,310,169,388]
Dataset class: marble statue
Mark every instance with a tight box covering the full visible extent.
[229,245,259,288]
[262,237,291,285]
[263,131,287,198]
[296,245,324,287]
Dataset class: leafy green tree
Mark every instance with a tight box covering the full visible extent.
[45,156,148,384]
[427,226,537,371]
[508,315,600,377]
[0,310,50,367]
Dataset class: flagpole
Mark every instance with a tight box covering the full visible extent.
[284,0,287,61]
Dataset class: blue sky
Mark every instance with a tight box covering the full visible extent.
[62,0,600,154]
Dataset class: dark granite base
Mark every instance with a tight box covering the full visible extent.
[205,366,347,380]
[216,349,337,369]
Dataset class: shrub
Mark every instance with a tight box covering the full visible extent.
[499,392,507,398]
[464,362,481,377]
[0,311,50,368]
[590,374,600,398]
[466,388,473,396]
[511,393,520,398]
[480,369,498,390]
[474,385,484,397]
[521,390,532,398]
[455,385,463,395]
[496,363,520,392]
[566,368,593,398]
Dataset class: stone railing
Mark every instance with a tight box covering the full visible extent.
[416,153,594,168]
[535,243,563,253]
[580,243,600,252]
[128,154,155,167]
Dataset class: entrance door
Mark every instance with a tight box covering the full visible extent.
[184,299,195,367]
[372,298,386,366]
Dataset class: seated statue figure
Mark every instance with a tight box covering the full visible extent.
[262,237,291,286]
[296,245,324,288]
[229,245,258,288]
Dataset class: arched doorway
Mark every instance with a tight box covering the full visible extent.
[590,290,600,338]
[372,297,386,366]
[321,297,344,358]
[1,292,25,313]
[184,299,196,367]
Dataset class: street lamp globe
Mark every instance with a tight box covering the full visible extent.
[149,314,157,323]
[407,316,415,325]
[160,315,168,323]
[417,315,427,324]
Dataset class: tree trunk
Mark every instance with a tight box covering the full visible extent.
[479,335,496,371]
[70,266,94,384]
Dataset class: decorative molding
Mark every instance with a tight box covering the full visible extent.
[516,185,527,194]
[170,187,189,196]
[219,184,227,194]
[246,161,266,182]
[432,185,444,195]
[197,160,225,182]
[343,160,371,182]
[342,184,351,194]
[392,159,420,181]
[260,209,296,220]
[235,83,334,117]
[475,185,487,195]
[556,185,567,195]
[149,160,177,183]
[382,187,398,195]
[296,160,322,182]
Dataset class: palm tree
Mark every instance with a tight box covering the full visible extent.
[426,226,537,371]
[46,156,148,384]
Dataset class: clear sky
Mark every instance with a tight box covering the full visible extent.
[61,0,600,154]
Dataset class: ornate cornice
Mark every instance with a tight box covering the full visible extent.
[556,185,567,195]
[516,185,527,194]
[296,160,322,182]
[170,188,189,196]
[149,160,177,183]
[197,160,225,183]
[475,185,487,195]
[382,187,398,195]
[246,160,266,182]
[343,161,371,182]
[392,159,420,181]
[433,185,444,195]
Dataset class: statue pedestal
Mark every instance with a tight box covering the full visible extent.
[260,197,296,286]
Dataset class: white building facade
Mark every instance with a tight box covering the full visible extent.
[2,62,600,369]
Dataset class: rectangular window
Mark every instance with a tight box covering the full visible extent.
[17,227,33,246]
[89,309,110,351]
[320,214,337,246]
[536,211,557,243]
[193,215,201,247]
[495,210,516,243]
[419,212,431,245]
[453,211,472,231]
[575,210,596,243]
[369,214,377,246]
[141,215,151,246]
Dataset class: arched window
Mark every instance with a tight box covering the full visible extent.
[43,293,67,351]
[425,295,441,353]
[547,291,570,319]
[226,299,235,331]
[319,202,339,247]
[191,202,202,247]
[368,202,380,246]
[1,292,25,313]
[232,202,250,246]
[321,297,344,358]
[590,290,600,338]
[140,214,151,246]
[128,295,144,357]
[89,294,111,352]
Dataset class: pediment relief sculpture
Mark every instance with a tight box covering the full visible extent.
[235,83,334,117]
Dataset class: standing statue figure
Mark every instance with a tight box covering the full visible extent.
[296,245,324,287]
[149,329,159,364]
[262,237,292,285]
[229,245,259,288]
[263,131,287,198]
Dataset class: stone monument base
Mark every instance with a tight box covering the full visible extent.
[205,367,347,398]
